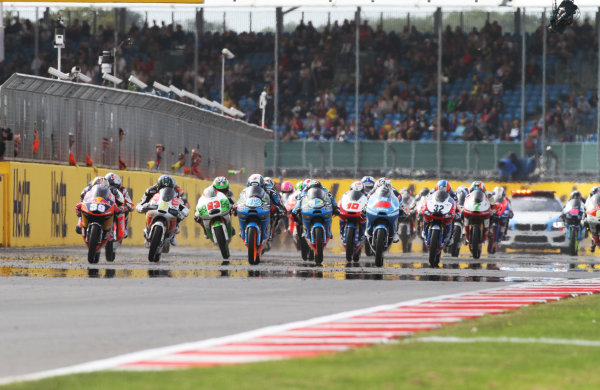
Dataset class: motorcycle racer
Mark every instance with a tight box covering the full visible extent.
[105,172,134,238]
[75,176,117,235]
[292,180,340,239]
[422,180,456,248]
[136,174,189,246]
[339,181,367,242]
[361,176,375,194]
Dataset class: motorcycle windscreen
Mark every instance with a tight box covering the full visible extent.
[345,190,364,201]
[587,194,600,209]
[306,187,327,201]
[86,184,111,201]
[373,186,393,199]
[457,192,467,207]
[159,187,177,202]
[433,191,450,203]
[470,190,486,204]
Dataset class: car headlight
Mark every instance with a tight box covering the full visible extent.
[552,221,565,230]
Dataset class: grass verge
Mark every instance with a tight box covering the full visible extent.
[4,294,600,390]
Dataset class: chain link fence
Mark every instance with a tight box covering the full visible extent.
[0,74,270,182]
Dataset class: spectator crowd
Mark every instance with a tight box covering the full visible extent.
[1,11,599,154]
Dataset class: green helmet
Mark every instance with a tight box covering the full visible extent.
[213,176,229,192]
[295,181,303,191]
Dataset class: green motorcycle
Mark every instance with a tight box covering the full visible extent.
[195,187,234,259]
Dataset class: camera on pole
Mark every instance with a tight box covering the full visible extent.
[98,50,114,75]
[54,16,65,49]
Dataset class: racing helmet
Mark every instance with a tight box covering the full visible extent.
[213,176,229,193]
[377,177,392,189]
[203,186,217,198]
[469,180,486,193]
[91,176,107,187]
[570,190,582,200]
[157,174,175,189]
[302,178,312,191]
[456,185,469,198]
[350,181,364,192]
[590,186,600,197]
[435,180,452,193]
[247,174,264,187]
[105,172,122,188]
[492,186,506,202]
[307,180,323,190]
[263,177,275,190]
[281,181,294,193]
[295,181,303,191]
[418,187,430,197]
[361,176,375,192]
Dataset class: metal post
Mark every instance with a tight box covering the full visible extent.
[407,12,410,31]
[194,9,200,96]
[460,12,464,32]
[223,12,226,34]
[221,55,225,106]
[93,10,97,36]
[249,11,252,33]
[520,8,526,157]
[436,8,442,176]
[597,8,600,180]
[34,7,39,60]
[113,9,118,79]
[273,7,282,176]
[57,47,61,72]
[354,7,360,177]
[541,10,547,173]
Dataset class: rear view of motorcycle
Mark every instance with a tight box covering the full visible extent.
[562,197,585,256]
[487,187,513,254]
[79,184,118,264]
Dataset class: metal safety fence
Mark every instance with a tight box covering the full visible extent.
[265,140,599,177]
[0,74,271,182]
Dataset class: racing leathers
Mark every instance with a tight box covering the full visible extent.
[136,184,190,245]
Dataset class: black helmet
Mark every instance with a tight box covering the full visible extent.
[157,174,175,189]
[419,187,430,197]
[570,190,582,200]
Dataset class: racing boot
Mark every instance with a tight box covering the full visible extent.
[591,243,596,253]
[393,232,400,243]
[75,217,82,234]
[171,235,177,246]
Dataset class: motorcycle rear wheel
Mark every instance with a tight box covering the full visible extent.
[428,229,441,268]
[216,226,230,259]
[487,225,496,254]
[87,224,102,264]
[148,224,163,262]
[374,229,386,267]
[314,227,324,265]
[300,238,310,261]
[345,226,355,263]
[400,224,410,253]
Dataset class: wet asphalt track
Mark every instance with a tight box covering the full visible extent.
[1,243,600,379]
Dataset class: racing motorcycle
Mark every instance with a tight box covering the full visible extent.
[422,191,456,268]
[365,186,400,267]
[585,194,600,253]
[139,187,188,262]
[560,197,585,256]
[195,188,234,259]
[446,190,466,257]
[487,194,512,254]
[412,195,429,253]
[285,191,310,260]
[462,189,491,260]
[339,189,368,263]
[398,196,415,253]
[79,184,118,264]
[236,185,271,265]
[299,187,333,265]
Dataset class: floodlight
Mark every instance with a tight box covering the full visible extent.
[169,85,184,97]
[221,48,235,59]
[128,75,148,90]
[102,73,123,85]
[48,67,70,80]
[153,81,171,94]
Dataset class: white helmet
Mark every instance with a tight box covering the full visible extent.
[350,181,364,192]
[247,174,264,187]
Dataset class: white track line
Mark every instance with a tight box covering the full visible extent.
[408,336,600,347]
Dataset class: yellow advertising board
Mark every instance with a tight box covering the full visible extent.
[0,161,594,252]
[0,161,243,249]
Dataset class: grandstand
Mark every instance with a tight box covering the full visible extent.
[0,2,598,178]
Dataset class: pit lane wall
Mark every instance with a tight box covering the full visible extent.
[0,161,247,248]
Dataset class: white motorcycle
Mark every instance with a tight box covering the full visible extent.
[195,188,234,259]
[137,187,189,262]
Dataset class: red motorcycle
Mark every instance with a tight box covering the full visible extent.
[79,184,118,264]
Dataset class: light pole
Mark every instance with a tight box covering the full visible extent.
[221,48,235,111]
[113,38,132,82]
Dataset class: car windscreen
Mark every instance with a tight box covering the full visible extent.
[511,196,562,212]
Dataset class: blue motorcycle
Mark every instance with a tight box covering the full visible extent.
[300,187,333,265]
[365,186,400,267]
[236,186,271,265]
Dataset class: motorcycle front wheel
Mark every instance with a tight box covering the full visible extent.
[428,228,441,268]
[450,228,461,257]
[374,229,386,267]
[215,225,230,259]
[87,224,102,264]
[400,224,410,253]
[345,226,355,263]
[314,227,324,265]
[471,224,481,259]
[105,240,115,262]
[487,224,496,254]
[148,224,163,262]
[247,226,258,265]
[568,226,578,256]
